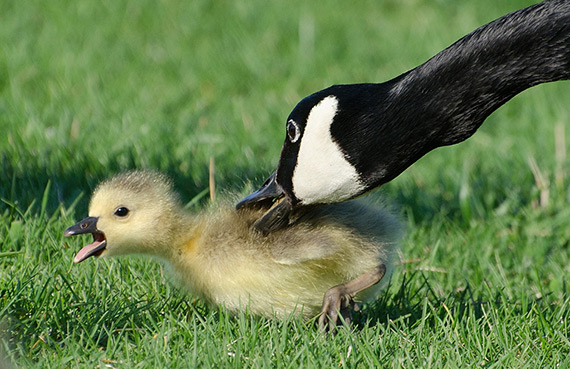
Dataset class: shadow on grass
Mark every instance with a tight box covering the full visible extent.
[379,160,538,227]
[0,149,274,218]
[357,271,488,330]
[351,270,564,333]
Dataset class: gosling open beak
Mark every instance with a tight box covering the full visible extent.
[236,172,295,235]
[64,216,107,263]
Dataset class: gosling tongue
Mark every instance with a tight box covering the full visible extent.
[74,240,107,264]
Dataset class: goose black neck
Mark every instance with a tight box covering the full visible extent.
[336,0,569,191]
[401,0,569,146]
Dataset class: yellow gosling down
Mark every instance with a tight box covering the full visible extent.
[65,171,400,330]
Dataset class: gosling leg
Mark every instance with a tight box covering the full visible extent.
[318,264,387,332]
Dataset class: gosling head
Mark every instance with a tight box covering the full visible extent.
[65,171,183,263]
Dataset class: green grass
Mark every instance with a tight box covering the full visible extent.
[1,0,569,367]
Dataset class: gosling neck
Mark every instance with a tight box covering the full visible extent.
[138,211,197,262]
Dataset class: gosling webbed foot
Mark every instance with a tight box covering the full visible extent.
[318,285,361,332]
[318,264,387,332]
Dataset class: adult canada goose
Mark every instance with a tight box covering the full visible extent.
[64,171,400,330]
[237,0,570,234]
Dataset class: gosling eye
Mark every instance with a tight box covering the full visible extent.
[114,207,130,217]
[286,119,300,143]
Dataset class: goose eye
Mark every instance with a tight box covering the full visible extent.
[286,120,300,143]
[114,207,130,217]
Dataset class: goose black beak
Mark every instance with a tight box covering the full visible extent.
[64,216,107,263]
[236,172,294,235]
[236,171,285,210]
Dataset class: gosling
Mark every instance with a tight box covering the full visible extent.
[65,170,400,330]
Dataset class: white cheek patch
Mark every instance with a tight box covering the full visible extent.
[292,96,364,204]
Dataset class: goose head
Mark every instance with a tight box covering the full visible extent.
[237,86,374,233]
[65,171,183,263]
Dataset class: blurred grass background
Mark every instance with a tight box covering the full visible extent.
[1,0,569,367]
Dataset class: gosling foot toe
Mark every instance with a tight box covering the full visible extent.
[318,286,360,332]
